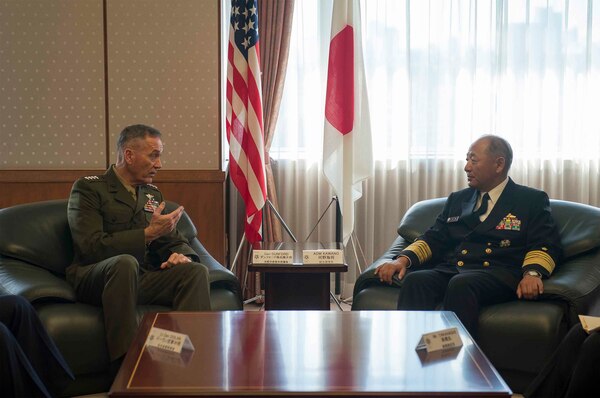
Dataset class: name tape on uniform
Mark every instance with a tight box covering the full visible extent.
[302,249,344,264]
[145,327,194,354]
[252,250,294,264]
[415,327,463,353]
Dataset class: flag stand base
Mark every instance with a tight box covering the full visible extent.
[306,196,367,305]
[231,198,298,307]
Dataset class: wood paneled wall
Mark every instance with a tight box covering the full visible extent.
[0,1,226,263]
[0,170,226,263]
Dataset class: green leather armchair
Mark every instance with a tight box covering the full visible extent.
[0,199,242,397]
[352,198,600,393]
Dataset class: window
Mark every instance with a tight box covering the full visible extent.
[271,0,600,162]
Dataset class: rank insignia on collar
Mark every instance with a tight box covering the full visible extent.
[144,194,160,213]
[447,216,459,223]
[84,175,100,180]
[500,239,511,248]
[496,213,521,231]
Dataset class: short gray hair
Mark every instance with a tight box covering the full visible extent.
[116,124,161,162]
[480,134,513,173]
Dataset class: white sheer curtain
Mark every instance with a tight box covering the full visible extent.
[268,0,600,299]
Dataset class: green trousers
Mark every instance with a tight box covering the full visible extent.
[68,255,211,360]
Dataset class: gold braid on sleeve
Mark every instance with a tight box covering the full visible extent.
[404,240,432,265]
[522,250,555,274]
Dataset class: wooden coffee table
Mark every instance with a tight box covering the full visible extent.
[248,242,348,310]
[109,310,511,397]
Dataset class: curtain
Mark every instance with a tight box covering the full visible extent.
[260,0,295,243]
[227,0,296,300]
[269,0,600,300]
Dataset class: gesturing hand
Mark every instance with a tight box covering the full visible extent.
[160,252,192,269]
[144,202,184,243]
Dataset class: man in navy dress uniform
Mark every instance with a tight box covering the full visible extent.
[375,135,562,337]
[67,124,211,363]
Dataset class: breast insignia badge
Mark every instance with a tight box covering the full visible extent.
[144,194,159,213]
[496,213,521,231]
[500,239,511,248]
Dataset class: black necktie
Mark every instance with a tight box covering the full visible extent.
[473,193,490,219]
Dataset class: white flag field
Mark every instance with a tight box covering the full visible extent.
[323,0,373,244]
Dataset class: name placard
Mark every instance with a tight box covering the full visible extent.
[252,250,294,264]
[579,314,600,334]
[302,249,344,264]
[415,327,463,353]
[145,327,195,354]
[146,345,194,367]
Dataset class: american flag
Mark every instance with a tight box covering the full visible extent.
[226,0,267,243]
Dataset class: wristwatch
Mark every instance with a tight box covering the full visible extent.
[524,270,542,278]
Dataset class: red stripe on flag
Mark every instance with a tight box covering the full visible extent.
[246,209,263,243]
[228,154,259,216]
[325,25,354,135]
[247,43,264,129]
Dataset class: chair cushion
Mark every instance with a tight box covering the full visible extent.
[0,261,76,302]
[352,286,400,311]
[36,302,111,375]
[478,300,567,373]
[0,199,73,275]
[36,301,170,376]
[550,200,600,258]
[397,198,446,242]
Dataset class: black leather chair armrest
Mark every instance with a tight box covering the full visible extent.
[353,236,408,297]
[0,258,76,303]
[189,240,238,280]
[189,239,242,298]
[542,249,600,319]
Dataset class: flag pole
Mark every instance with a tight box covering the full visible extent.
[323,0,373,300]
[266,199,298,243]
[334,196,342,296]
[230,232,246,274]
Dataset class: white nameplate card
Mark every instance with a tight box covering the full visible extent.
[146,345,194,367]
[579,314,600,334]
[252,250,293,264]
[145,327,195,354]
[415,327,463,353]
[302,249,344,264]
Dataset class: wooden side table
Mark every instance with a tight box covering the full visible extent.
[248,242,347,310]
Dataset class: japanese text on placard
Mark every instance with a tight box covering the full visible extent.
[252,250,293,264]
